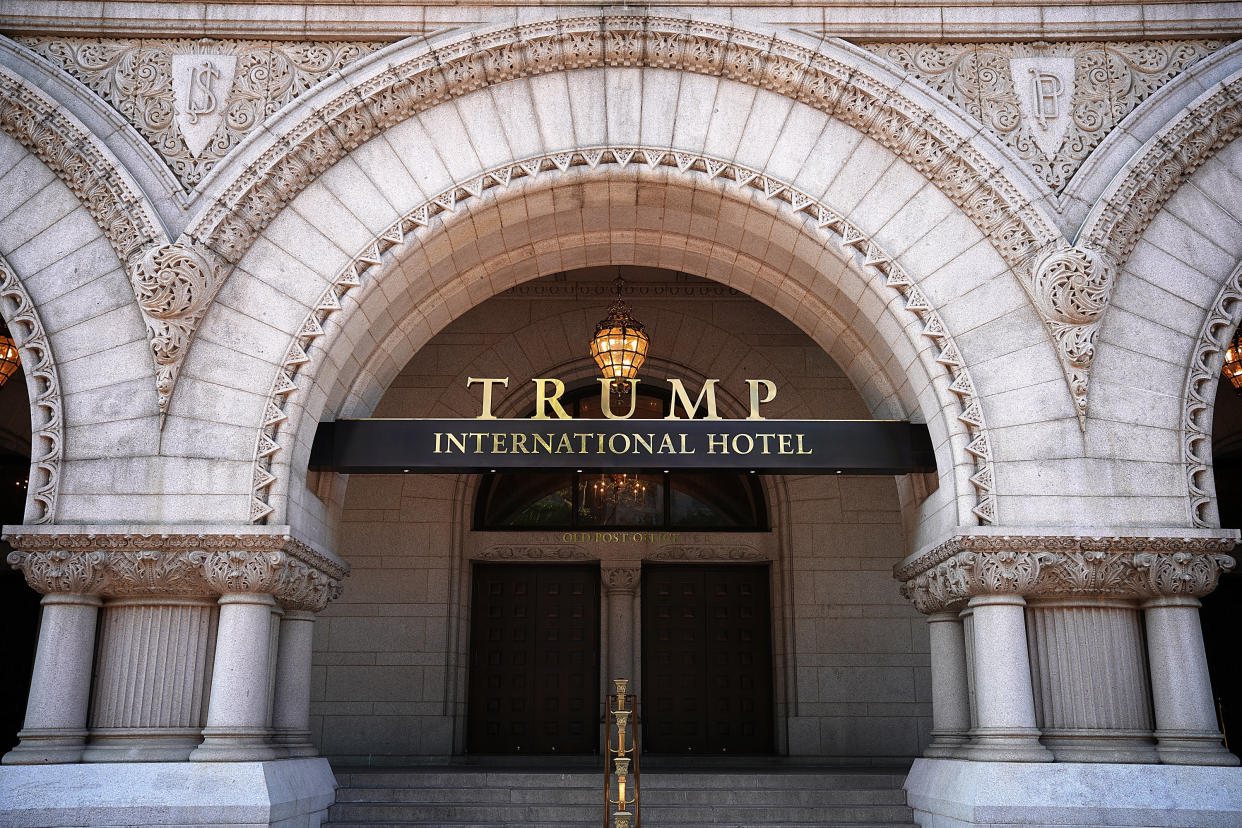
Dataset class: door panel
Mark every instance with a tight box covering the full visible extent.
[642,564,774,754]
[468,564,600,754]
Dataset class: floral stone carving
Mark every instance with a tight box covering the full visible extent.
[896,533,1236,614]
[129,240,224,418]
[4,531,348,611]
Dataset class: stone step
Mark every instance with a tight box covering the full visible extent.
[334,770,908,790]
[335,786,909,806]
[329,802,914,822]
[326,823,918,828]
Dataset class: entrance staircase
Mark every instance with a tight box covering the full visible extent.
[325,765,917,828]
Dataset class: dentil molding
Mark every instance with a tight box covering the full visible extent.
[474,544,593,561]
[4,529,349,611]
[895,531,1238,614]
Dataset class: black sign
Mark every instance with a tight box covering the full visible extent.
[309,419,935,475]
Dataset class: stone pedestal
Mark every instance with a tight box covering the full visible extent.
[1026,598,1157,763]
[603,567,639,683]
[190,593,280,762]
[2,594,101,765]
[964,595,1052,762]
[904,758,1242,827]
[925,610,970,758]
[82,597,217,762]
[0,758,338,827]
[1143,596,1238,766]
[271,610,317,757]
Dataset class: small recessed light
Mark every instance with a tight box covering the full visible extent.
[402,469,410,473]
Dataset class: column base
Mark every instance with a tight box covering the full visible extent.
[81,729,205,762]
[1,729,88,764]
[1155,729,1241,766]
[1040,728,1160,764]
[0,757,336,827]
[271,730,319,759]
[963,727,1053,762]
[904,757,1242,827]
[189,728,279,762]
[923,731,970,759]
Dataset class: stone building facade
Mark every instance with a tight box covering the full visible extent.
[0,2,1241,826]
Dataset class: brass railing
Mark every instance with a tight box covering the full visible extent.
[604,678,640,828]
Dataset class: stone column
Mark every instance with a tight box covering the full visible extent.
[82,596,218,762]
[271,609,318,757]
[1026,598,1157,763]
[1143,596,1238,766]
[603,567,640,684]
[965,594,1052,762]
[924,610,970,758]
[2,593,102,764]
[189,593,280,761]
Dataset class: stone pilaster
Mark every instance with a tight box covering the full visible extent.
[1026,598,1156,763]
[83,597,217,762]
[896,528,1237,766]
[271,610,318,757]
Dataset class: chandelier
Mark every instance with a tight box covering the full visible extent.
[590,277,649,394]
[0,321,19,389]
[1225,328,1242,395]
[585,473,649,509]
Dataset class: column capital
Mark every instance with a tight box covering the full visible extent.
[3,525,348,611]
[602,566,640,594]
[896,528,1237,614]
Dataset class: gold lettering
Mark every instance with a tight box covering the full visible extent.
[532,378,572,420]
[511,433,528,453]
[577,434,592,453]
[446,433,467,454]
[556,434,574,453]
[533,433,553,454]
[678,434,694,454]
[599,378,640,418]
[434,432,443,454]
[778,433,793,454]
[609,433,632,454]
[665,378,722,420]
[758,433,775,454]
[732,434,755,455]
[745,379,778,420]
[707,433,728,454]
[491,433,508,453]
[797,434,813,455]
[471,433,487,453]
[597,434,606,454]
[658,434,677,454]
[467,377,509,420]
[634,433,653,454]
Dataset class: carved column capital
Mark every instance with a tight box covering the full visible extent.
[6,548,109,594]
[601,566,640,594]
[3,527,349,609]
[896,529,1237,614]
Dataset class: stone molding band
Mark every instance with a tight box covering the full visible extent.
[896,532,1237,614]
[4,531,348,612]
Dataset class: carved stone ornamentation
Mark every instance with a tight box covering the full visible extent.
[3,531,348,606]
[647,545,769,562]
[129,240,224,418]
[0,64,162,265]
[474,545,593,561]
[1030,244,1116,417]
[18,37,383,190]
[249,146,997,528]
[897,532,1236,614]
[0,256,64,524]
[602,567,640,592]
[865,40,1223,192]
[6,548,109,594]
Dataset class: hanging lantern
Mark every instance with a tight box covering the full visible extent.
[1225,328,1242,395]
[590,277,649,391]
[0,323,19,389]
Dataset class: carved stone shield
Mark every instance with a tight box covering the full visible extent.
[1010,57,1075,158]
[171,53,237,159]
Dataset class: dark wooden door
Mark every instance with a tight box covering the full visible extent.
[467,564,600,754]
[642,564,774,754]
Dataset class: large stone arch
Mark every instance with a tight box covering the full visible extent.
[0,130,161,523]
